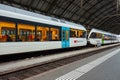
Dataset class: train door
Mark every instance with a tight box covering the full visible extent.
[61,27,70,48]
[102,34,104,44]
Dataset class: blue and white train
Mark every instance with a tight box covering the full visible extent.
[0,4,87,55]
[0,4,119,56]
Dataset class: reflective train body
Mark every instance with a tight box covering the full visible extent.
[0,4,119,56]
[0,4,87,55]
[88,28,119,46]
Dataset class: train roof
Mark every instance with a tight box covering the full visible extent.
[90,28,117,35]
[0,4,86,31]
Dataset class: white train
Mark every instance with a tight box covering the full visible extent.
[88,28,119,46]
[0,4,87,55]
[0,4,119,56]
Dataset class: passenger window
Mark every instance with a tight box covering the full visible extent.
[50,27,59,41]
[90,32,102,38]
[37,26,49,41]
[96,33,102,38]
[19,29,32,41]
[70,29,86,38]
[0,21,16,42]
[78,30,84,38]
[18,24,35,42]
[70,29,77,38]
[1,27,15,42]
[104,34,112,40]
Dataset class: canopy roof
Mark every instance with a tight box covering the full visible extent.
[0,0,119,34]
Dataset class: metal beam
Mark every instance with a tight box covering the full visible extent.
[70,8,80,19]
[99,24,120,34]
[70,0,91,20]
[78,0,104,21]
[60,0,75,16]
[83,0,91,7]
[90,8,116,27]
[0,0,3,3]
[116,0,119,14]
[27,0,34,10]
[35,0,41,8]
[82,0,113,24]
[88,4,116,25]
[96,11,116,23]
[81,0,83,8]
[102,17,118,25]
[80,8,115,28]
[46,0,57,13]
[94,10,117,27]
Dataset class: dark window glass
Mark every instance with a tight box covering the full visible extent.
[90,32,102,38]
[90,33,96,38]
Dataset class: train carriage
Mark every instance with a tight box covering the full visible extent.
[0,4,87,55]
[88,28,118,46]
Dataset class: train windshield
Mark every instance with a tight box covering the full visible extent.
[90,32,102,38]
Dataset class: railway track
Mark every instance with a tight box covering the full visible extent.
[0,46,90,63]
[0,44,119,80]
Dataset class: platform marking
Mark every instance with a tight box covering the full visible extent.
[56,48,120,80]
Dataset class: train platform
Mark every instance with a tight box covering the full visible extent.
[24,45,120,80]
[0,43,119,75]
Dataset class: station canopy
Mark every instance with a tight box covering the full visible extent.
[0,0,120,34]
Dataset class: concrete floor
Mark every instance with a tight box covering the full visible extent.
[77,48,120,80]
[25,46,120,80]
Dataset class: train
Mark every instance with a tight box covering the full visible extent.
[0,4,119,56]
[88,28,119,46]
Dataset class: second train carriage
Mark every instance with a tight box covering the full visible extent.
[88,28,118,46]
[0,4,87,55]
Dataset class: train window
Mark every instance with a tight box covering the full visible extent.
[90,32,102,38]
[19,29,32,41]
[50,27,59,41]
[37,26,49,41]
[104,34,113,40]
[90,32,96,38]
[1,27,16,42]
[113,36,117,40]
[66,30,69,41]
[70,29,86,38]
[0,21,16,42]
[18,24,35,42]
[77,30,86,38]
[103,34,109,40]
[70,29,77,38]
[96,33,102,38]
